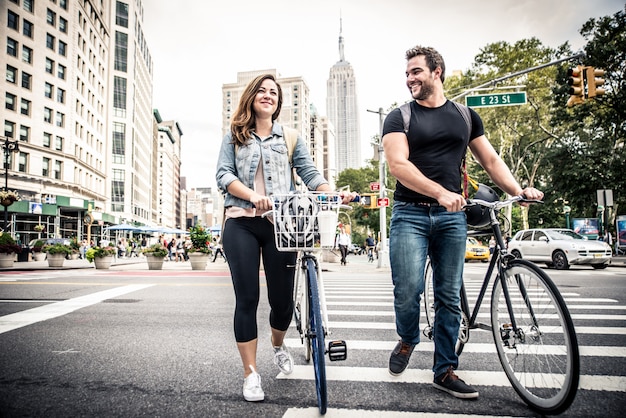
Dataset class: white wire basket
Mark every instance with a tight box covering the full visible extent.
[270,192,342,251]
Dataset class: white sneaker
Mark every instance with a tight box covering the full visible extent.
[272,341,294,375]
[243,365,264,402]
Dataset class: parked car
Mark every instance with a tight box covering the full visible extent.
[28,238,71,249]
[508,228,612,270]
[465,237,489,262]
[348,243,364,255]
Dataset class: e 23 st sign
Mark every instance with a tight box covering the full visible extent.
[465,92,527,108]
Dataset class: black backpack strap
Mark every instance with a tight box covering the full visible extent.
[399,102,411,134]
[450,101,472,141]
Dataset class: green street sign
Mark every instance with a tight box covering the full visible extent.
[465,92,527,108]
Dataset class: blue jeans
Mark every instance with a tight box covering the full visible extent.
[389,201,466,377]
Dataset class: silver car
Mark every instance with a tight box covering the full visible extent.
[508,228,612,270]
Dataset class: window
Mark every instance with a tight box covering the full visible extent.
[20,125,29,141]
[60,0,67,10]
[6,65,17,83]
[44,107,52,123]
[23,20,33,38]
[114,31,128,72]
[57,64,65,80]
[45,82,53,98]
[46,33,55,50]
[7,37,18,57]
[45,57,54,74]
[112,122,126,164]
[4,120,15,138]
[116,1,129,28]
[54,136,63,150]
[5,92,16,111]
[21,71,31,89]
[22,45,32,63]
[20,98,30,115]
[43,132,51,147]
[56,88,65,104]
[8,10,19,31]
[42,157,50,177]
[58,40,66,56]
[47,9,56,26]
[55,112,64,127]
[23,0,34,13]
[59,17,67,33]
[54,160,62,180]
[113,76,127,109]
[18,152,27,172]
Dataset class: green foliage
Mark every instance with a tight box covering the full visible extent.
[188,224,211,254]
[43,243,72,255]
[85,246,116,263]
[32,239,46,252]
[142,243,168,257]
[0,232,21,254]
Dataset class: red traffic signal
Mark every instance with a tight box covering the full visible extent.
[566,65,585,107]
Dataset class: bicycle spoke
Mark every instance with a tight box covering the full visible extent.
[491,259,579,414]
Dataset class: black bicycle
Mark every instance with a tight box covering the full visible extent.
[423,195,580,415]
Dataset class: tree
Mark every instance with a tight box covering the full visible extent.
[547,7,625,235]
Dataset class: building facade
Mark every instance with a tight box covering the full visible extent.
[326,18,361,173]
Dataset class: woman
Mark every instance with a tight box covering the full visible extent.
[216,74,354,402]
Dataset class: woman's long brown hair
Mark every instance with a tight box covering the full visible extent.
[231,74,283,146]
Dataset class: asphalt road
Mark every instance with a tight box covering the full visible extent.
[0,254,625,417]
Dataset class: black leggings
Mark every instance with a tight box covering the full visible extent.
[222,216,296,343]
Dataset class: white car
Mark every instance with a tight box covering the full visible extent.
[508,228,612,270]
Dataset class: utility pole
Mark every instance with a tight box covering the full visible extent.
[367,107,389,268]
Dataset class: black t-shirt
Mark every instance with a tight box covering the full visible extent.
[382,100,484,203]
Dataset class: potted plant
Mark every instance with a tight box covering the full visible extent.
[187,223,212,270]
[142,243,168,270]
[43,243,72,267]
[69,238,81,259]
[86,245,116,269]
[31,239,46,261]
[34,224,45,232]
[0,232,21,268]
[0,190,20,207]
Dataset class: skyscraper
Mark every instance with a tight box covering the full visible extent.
[326,18,361,173]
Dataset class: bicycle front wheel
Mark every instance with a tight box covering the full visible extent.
[491,259,579,415]
[307,258,327,414]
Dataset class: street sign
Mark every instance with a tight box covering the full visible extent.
[370,182,380,191]
[377,197,389,207]
[466,92,527,108]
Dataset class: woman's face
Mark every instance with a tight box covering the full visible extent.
[253,78,279,118]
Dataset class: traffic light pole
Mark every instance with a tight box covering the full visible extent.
[367,107,389,268]
[450,52,585,102]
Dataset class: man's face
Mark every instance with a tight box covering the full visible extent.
[406,55,436,100]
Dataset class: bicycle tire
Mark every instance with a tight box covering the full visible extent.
[490,259,579,415]
[293,259,311,362]
[423,260,469,354]
[307,258,327,414]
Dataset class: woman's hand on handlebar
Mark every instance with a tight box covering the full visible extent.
[519,187,544,207]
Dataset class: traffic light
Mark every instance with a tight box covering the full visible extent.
[586,66,605,98]
[566,65,585,107]
[360,194,378,209]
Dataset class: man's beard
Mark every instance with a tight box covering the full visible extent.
[412,80,434,100]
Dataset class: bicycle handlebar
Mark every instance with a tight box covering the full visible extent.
[464,195,544,211]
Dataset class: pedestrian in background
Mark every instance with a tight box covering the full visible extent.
[382,45,543,400]
[337,226,350,265]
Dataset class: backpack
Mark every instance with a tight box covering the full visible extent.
[398,101,477,198]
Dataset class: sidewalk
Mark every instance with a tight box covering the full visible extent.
[1,254,624,273]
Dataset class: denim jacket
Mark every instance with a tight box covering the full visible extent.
[216,123,328,209]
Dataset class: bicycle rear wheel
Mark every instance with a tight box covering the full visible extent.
[307,258,327,414]
[491,259,579,414]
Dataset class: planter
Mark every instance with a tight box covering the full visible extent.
[70,253,80,260]
[188,252,210,270]
[32,252,46,261]
[145,254,165,270]
[0,252,15,268]
[93,255,114,270]
[47,253,66,268]
[0,198,16,207]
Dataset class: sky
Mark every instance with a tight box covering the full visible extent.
[141,0,623,191]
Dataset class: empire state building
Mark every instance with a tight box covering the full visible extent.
[327,19,361,173]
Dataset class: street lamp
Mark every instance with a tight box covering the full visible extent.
[2,136,20,230]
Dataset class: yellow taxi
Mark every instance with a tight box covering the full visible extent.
[465,237,489,262]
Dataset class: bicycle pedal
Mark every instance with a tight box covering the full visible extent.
[328,340,347,361]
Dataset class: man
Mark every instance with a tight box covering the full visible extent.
[382,45,543,399]
[337,226,350,265]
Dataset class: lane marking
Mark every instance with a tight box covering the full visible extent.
[0,284,154,334]
[283,407,517,418]
[278,365,626,392]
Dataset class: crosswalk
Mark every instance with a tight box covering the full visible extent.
[283,264,626,415]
